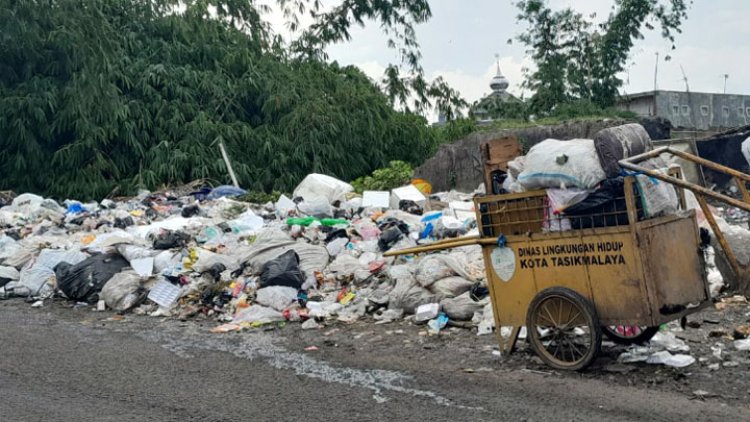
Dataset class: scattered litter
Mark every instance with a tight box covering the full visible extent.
[147,280,182,309]
[646,351,695,368]
[734,339,750,351]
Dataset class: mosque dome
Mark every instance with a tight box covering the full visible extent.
[490,65,509,93]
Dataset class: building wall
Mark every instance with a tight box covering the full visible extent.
[622,96,654,117]
[619,91,750,130]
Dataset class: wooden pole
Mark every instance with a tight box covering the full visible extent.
[218,140,240,188]
[383,236,490,257]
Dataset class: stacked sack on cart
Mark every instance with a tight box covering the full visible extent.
[502,123,680,231]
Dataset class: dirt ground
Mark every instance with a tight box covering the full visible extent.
[2,296,750,421]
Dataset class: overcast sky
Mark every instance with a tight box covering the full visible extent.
[302,0,749,119]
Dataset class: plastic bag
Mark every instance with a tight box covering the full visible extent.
[326,237,349,256]
[293,174,354,204]
[546,188,590,213]
[297,196,333,218]
[440,291,486,321]
[17,266,56,297]
[101,270,144,311]
[388,264,414,282]
[415,254,474,288]
[275,194,297,217]
[328,254,366,279]
[241,233,329,275]
[388,278,438,314]
[3,245,37,269]
[563,177,643,229]
[55,253,130,303]
[227,210,264,236]
[35,249,89,270]
[743,137,750,168]
[476,303,495,336]
[259,250,305,289]
[0,235,22,263]
[428,276,474,299]
[191,249,240,273]
[649,331,690,353]
[434,216,467,238]
[501,173,525,193]
[232,305,285,324]
[206,185,247,200]
[518,139,606,190]
[154,250,181,274]
[0,266,20,286]
[507,156,525,179]
[635,170,679,218]
[543,203,572,232]
[116,244,157,263]
[646,351,695,368]
[255,286,298,311]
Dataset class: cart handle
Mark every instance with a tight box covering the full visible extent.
[620,146,750,292]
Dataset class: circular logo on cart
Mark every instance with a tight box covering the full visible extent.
[491,247,516,282]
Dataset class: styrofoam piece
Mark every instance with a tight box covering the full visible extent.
[362,191,390,208]
[415,303,440,322]
[390,185,426,210]
[147,279,182,308]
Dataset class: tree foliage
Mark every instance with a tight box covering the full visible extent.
[350,160,413,193]
[514,0,690,114]
[0,0,444,199]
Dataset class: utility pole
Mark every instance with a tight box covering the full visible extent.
[680,65,690,93]
[723,74,729,94]
[653,52,659,91]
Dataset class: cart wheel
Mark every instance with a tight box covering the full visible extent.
[602,325,659,345]
[526,287,602,371]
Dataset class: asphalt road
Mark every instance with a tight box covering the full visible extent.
[1,301,748,422]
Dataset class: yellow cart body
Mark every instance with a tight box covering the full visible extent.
[473,176,711,366]
[476,187,709,330]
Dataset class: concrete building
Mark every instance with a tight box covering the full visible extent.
[617,90,750,131]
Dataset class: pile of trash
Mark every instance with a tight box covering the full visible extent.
[503,124,680,228]
[0,173,491,336]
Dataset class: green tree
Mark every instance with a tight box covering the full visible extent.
[0,0,443,199]
[514,0,690,114]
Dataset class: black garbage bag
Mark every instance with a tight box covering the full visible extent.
[113,216,134,229]
[54,253,130,303]
[325,228,349,244]
[378,226,403,252]
[564,177,643,229]
[203,263,226,281]
[152,230,190,250]
[181,205,201,218]
[565,179,623,214]
[399,200,423,215]
[259,250,305,289]
[377,218,409,235]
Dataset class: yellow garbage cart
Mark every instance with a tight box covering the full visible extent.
[471,175,710,370]
[387,169,718,370]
